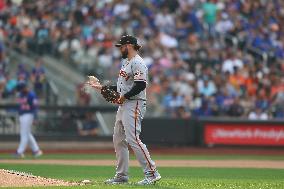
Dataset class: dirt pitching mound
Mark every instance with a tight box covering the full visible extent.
[0,169,81,187]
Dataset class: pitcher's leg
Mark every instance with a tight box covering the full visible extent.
[122,101,156,174]
[130,130,156,174]
[114,120,129,176]
[105,107,129,184]
[17,115,30,154]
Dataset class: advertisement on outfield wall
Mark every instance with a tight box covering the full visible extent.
[204,124,284,146]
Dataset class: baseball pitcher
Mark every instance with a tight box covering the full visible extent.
[87,35,161,185]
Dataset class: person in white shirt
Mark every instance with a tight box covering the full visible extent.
[248,107,269,120]
[222,52,243,74]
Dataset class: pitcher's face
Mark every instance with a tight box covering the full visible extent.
[120,45,128,59]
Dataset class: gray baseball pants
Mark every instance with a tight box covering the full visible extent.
[113,100,156,176]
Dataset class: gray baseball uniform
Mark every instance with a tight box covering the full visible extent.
[114,54,157,177]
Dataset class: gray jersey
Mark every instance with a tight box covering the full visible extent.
[117,54,148,101]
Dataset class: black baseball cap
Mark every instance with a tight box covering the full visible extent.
[115,35,141,48]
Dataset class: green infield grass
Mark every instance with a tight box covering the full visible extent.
[0,162,284,189]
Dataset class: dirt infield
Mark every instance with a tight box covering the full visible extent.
[0,169,81,187]
[1,159,284,169]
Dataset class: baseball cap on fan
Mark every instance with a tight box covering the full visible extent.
[115,35,141,49]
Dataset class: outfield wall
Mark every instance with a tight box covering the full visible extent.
[141,118,284,147]
[0,105,284,147]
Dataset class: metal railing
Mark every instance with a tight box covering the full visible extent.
[0,105,117,136]
[45,80,59,105]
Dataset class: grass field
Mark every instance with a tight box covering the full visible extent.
[1,154,284,189]
[2,153,284,160]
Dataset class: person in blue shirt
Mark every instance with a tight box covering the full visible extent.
[17,64,29,84]
[77,112,99,136]
[14,83,42,158]
[31,58,46,97]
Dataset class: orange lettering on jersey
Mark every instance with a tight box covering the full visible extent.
[119,70,128,79]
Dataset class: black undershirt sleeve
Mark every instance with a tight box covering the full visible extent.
[124,81,146,99]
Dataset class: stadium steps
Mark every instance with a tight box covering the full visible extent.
[9,50,115,135]
[41,55,115,135]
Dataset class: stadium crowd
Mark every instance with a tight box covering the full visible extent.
[0,0,284,119]
[0,40,46,102]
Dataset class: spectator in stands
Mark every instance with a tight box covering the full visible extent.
[0,43,7,74]
[174,106,191,119]
[197,76,216,97]
[154,7,175,34]
[16,64,29,85]
[35,21,51,55]
[0,70,6,98]
[248,107,269,120]
[255,88,270,111]
[270,78,284,119]
[0,0,283,120]
[30,58,46,98]
[76,83,91,106]
[222,52,244,74]
[162,90,184,117]
[202,0,218,37]
[3,73,17,99]
[215,12,233,34]
[19,22,34,54]
[229,66,246,95]
[77,112,99,136]
[270,75,284,100]
[219,87,235,114]
[227,97,244,117]
[193,96,213,117]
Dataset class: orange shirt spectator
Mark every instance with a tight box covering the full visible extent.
[21,26,34,38]
[9,16,17,26]
[271,84,284,99]
[244,74,258,97]
[229,72,246,90]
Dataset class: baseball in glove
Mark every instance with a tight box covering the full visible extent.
[101,85,120,104]
[85,75,120,104]
[83,76,101,94]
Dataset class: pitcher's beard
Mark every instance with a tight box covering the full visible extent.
[121,48,128,59]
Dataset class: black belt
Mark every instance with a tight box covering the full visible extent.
[128,99,147,101]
